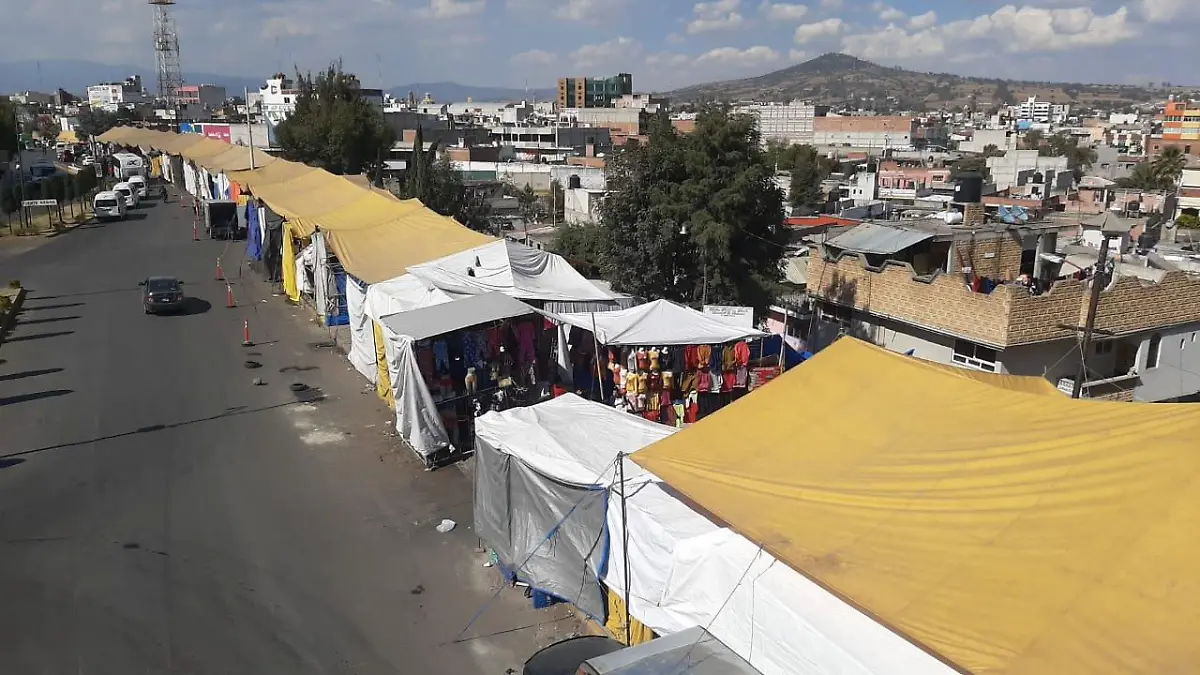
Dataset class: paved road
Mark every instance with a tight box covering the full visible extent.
[0,193,575,673]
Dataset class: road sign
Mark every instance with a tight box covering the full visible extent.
[22,199,58,208]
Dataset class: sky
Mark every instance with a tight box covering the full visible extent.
[2,0,1197,91]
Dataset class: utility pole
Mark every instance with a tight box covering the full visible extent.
[1071,235,1111,399]
[245,87,256,170]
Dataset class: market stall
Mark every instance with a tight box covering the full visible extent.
[541,299,770,426]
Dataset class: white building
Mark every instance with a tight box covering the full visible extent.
[87,75,147,111]
[258,75,299,124]
[563,187,605,224]
[986,150,1071,192]
[735,100,815,147]
[1010,96,1070,124]
[176,84,227,110]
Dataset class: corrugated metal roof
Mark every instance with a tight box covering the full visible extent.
[825,222,933,255]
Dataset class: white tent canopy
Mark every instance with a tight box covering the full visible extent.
[364,273,456,321]
[408,239,617,302]
[543,299,767,346]
[379,292,535,342]
[473,395,952,675]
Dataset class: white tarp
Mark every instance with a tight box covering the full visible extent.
[545,299,767,346]
[363,274,456,321]
[346,277,376,383]
[379,292,535,343]
[408,239,617,302]
[474,395,952,675]
[383,331,450,457]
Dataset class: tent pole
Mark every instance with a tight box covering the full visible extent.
[591,312,605,403]
[617,451,632,646]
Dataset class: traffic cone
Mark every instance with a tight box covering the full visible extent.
[242,319,254,346]
[215,257,224,281]
[226,283,236,308]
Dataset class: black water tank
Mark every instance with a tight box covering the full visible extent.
[954,172,983,203]
[568,174,581,189]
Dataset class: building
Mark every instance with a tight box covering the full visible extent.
[1149,99,1200,164]
[957,128,1017,154]
[556,73,633,109]
[1009,96,1070,124]
[175,84,227,110]
[1178,168,1200,218]
[86,76,147,111]
[806,216,1200,402]
[813,116,915,153]
[612,93,666,113]
[256,73,382,125]
[986,150,1072,193]
[12,91,55,106]
[734,101,815,147]
[558,107,644,135]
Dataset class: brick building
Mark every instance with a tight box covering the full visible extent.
[813,116,916,153]
[806,218,1200,401]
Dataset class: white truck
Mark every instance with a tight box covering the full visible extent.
[112,152,146,180]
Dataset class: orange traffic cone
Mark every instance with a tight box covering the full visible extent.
[215,257,224,281]
[242,319,253,346]
[226,283,236,308]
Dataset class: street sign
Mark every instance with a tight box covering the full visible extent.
[22,199,58,208]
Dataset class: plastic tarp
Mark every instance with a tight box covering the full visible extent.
[282,222,300,302]
[474,394,675,619]
[634,337,1200,675]
[408,240,617,302]
[544,299,767,346]
[363,274,456,322]
[381,330,449,456]
[346,276,376,383]
[379,292,535,343]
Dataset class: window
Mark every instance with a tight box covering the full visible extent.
[953,339,998,372]
[1094,340,1113,355]
[1147,333,1162,369]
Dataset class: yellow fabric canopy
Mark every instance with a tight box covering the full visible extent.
[633,337,1200,675]
[198,145,276,173]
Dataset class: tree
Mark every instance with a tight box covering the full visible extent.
[548,178,565,222]
[552,221,605,277]
[75,107,120,140]
[981,143,1005,158]
[0,100,18,161]
[994,80,1016,106]
[789,144,826,212]
[1021,129,1044,151]
[34,114,58,141]
[951,154,991,182]
[1152,146,1186,188]
[274,61,395,175]
[401,132,492,233]
[1176,213,1200,229]
[586,106,786,310]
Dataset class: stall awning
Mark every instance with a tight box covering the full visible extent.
[634,337,1200,675]
[825,222,933,255]
[408,240,618,302]
[543,299,767,346]
[379,291,534,341]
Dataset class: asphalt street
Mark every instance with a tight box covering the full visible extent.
[0,191,576,673]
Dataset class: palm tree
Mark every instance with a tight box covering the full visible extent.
[1152,146,1187,189]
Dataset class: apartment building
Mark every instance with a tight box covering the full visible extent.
[734,100,815,147]
[1179,168,1200,217]
[986,150,1072,193]
[1149,99,1200,163]
[556,73,633,109]
[87,75,147,111]
[1009,96,1070,124]
[813,116,915,153]
[175,84,227,109]
[806,217,1200,401]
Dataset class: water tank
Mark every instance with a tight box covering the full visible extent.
[954,172,983,203]
[568,174,581,189]
[941,210,964,225]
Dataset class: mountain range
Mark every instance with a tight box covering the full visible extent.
[666,52,1183,110]
[0,59,554,104]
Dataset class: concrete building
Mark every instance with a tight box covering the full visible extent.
[563,187,605,224]
[86,76,147,111]
[814,116,915,153]
[557,73,633,109]
[806,218,1200,401]
[1178,168,1200,217]
[957,128,1017,154]
[176,84,227,110]
[558,107,644,135]
[256,73,382,124]
[734,101,816,147]
[1150,99,1200,164]
[612,93,666,113]
[1009,96,1070,124]
[12,91,55,106]
[986,150,1072,193]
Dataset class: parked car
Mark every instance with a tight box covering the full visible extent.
[127,174,149,199]
[113,182,138,208]
[93,191,127,221]
[140,276,185,314]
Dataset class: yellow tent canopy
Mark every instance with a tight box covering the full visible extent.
[634,337,1200,675]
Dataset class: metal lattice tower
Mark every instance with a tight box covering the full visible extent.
[149,0,182,103]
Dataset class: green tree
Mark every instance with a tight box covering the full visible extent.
[274,61,395,175]
[548,178,565,222]
[1021,129,1044,151]
[516,184,539,222]
[981,143,1005,158]
[589,106,786,310]
[789,144,827,211]
[75,107,120,140]
[401,134,492,233]
[1176,213,1200,229]
[1152,146,1186,188]
[951,154,991,182]
[34,114,58,141]
[0,100,18,161]
[552,221,606,276]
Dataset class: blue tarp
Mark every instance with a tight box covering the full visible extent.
[758,334,809,370]
[327,271,349,326]
[245,200,262,260]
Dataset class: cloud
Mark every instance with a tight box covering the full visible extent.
[571,36,642,69]
[417,0,486,19]
[511,49,557,65]
[687,0,745,34]
[908,10,937,30]
[1138,0,1187,23]
[554,0,603,21]
[819,0,842,8]
[789,48,809,62]
[759,2,808,21]
[874,2,905,21]
[794,17,844,43]
[696,45,780,68]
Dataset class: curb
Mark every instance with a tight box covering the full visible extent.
[0,286,28,346]
[44,215,96,238]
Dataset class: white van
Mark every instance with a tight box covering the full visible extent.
[127,174,149,199]
[113,182,138,208]
[112,152,146,179]
[93,191,127,221]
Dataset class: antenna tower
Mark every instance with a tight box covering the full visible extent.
[149,0,183,103]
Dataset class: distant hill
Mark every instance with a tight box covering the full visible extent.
[388,81,555,104]
[0,59,263,98]
[666,52,1183,110]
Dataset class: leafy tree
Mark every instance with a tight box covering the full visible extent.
[401,129,492,233]
[274,61,395,175]
[75,107,120,139]
[981,143,1005,158]
[0,100,18,161]
[548,178,565,222]
[1152,146,1186,188]
[951,154,991,182]
[1176,213,1200,229]
[789,144,827,211]
[552,221,606,277]
[994,80,1016,106]
[34,114,58,141]
[584,106,786,310]
[1021,129,1044,151]
[1036,133,1097,181]
[516,183,539,222]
